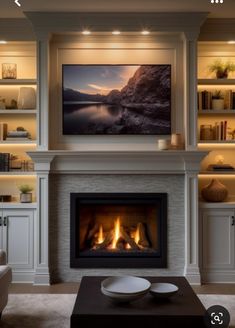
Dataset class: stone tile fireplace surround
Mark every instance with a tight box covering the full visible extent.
[29,150,207,284]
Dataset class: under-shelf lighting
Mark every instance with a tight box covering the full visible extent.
[82,30,91,35]
[141,30,150,35]
[228,41,235,44]
[0,41,7,44]
[112,30,121,35]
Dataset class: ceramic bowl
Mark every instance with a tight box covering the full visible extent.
[101,286,148,303]
[149,283,179,299]
[101,276,151,295]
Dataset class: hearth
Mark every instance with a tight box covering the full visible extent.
[70,193,167,268]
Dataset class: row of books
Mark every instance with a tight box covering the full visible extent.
[198,90,235,110]
[0,153,10,171]
[200,121,228,141]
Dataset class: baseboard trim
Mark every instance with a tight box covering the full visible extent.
[12,272,35,283]
[202,271,235,283]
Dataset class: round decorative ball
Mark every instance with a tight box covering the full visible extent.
[201,179,228,202]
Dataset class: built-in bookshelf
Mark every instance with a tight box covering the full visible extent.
[198,41,235,202]
[0,42,37,202]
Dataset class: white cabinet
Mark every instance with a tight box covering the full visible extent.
[0,206,36,283]
[200,206,235,283]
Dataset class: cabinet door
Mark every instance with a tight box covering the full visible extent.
[202,209,235,270]
[2,209,34,270]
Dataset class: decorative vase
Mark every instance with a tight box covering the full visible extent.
[20,193,32,203]
[212,99,224,110]
[201,179,228,202]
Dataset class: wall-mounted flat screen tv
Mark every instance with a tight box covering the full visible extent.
[62,65,171,135]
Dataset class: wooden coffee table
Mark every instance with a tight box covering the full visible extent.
[71,276,206,328]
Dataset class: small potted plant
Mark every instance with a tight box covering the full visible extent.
[18,184,33,203]
[212,90,224,110]
[208,59,235,79]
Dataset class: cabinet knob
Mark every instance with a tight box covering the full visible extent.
[0,217,2,226]
[3,217,7,227]
[232,217,235,226]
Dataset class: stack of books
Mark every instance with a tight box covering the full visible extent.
[5,130,30,141]
[214,121,228,140]
[198,90,235,110]
[0,153,10,171]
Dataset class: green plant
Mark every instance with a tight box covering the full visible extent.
[208,59,235,78]
[18,184,33,194]
[212,90,224,99]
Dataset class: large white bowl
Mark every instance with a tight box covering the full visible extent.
[101,286,148,303]
[101,276,151,295]
[149,283,179,299]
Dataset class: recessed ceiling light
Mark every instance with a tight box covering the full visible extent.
[0,41,7,44]
[82,30,91,35]
[228,41,235,44]
[141,30,150,35]
[112,30,121,35]
[14,0,21,7]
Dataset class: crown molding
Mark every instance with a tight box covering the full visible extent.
[24,12,208,39]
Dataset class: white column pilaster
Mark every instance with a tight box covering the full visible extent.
[183,32,198,150]
[184,172,201,284]
[37,35,50,150]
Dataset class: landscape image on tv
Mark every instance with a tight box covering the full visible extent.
[62,65,171,135]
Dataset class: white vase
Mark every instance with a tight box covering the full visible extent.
[17,87,36,109]
[212,99,224,110]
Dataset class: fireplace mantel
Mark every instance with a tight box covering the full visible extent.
[27,150,208,174]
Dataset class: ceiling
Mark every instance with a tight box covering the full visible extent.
[1,0,235,19]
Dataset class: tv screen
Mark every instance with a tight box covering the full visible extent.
[62,65,171,135]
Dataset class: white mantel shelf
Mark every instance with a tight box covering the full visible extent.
[27,150,208,174]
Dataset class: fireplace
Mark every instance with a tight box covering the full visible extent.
[70,193,167,268]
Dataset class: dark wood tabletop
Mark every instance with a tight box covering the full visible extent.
[71,276,207,328]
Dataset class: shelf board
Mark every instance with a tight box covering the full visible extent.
[198,79,235,85]
[198,140,235,144]
[0,172,36,176]
[0,202,37,209]
[0,109,37,114]
[199,171,235,175]
[0,79,37,85]
[0,140,37,144]
[198,110,235,114]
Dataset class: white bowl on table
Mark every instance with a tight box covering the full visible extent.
[149,282,179,299]
[101,276,151,302]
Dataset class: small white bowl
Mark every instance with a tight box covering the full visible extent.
[149,283,179,299]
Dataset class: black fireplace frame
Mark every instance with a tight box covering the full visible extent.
[70,193,167,268]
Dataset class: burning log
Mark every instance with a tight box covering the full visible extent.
[137,222,150,248]
[87,222,99,240]
[120,227,139,250]
[94,230,114,250]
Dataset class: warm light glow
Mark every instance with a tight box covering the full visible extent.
[134,224,140,244]
[14,0,21,7]
[0,41,7,44]
[82,30,91,35]
[126,243,131,249]
[97,225,104,244]
[228,41,235,44]
[112,30,121,35]
[141,30,150,35]
[111,217,121,249]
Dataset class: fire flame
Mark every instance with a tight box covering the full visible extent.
[97,225,104,244]
[111,217,121,249]
[134,224,140,245]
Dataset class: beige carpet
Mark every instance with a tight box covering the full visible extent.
[0,294,234,328]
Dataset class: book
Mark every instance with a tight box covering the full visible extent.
[0,123,7,141]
